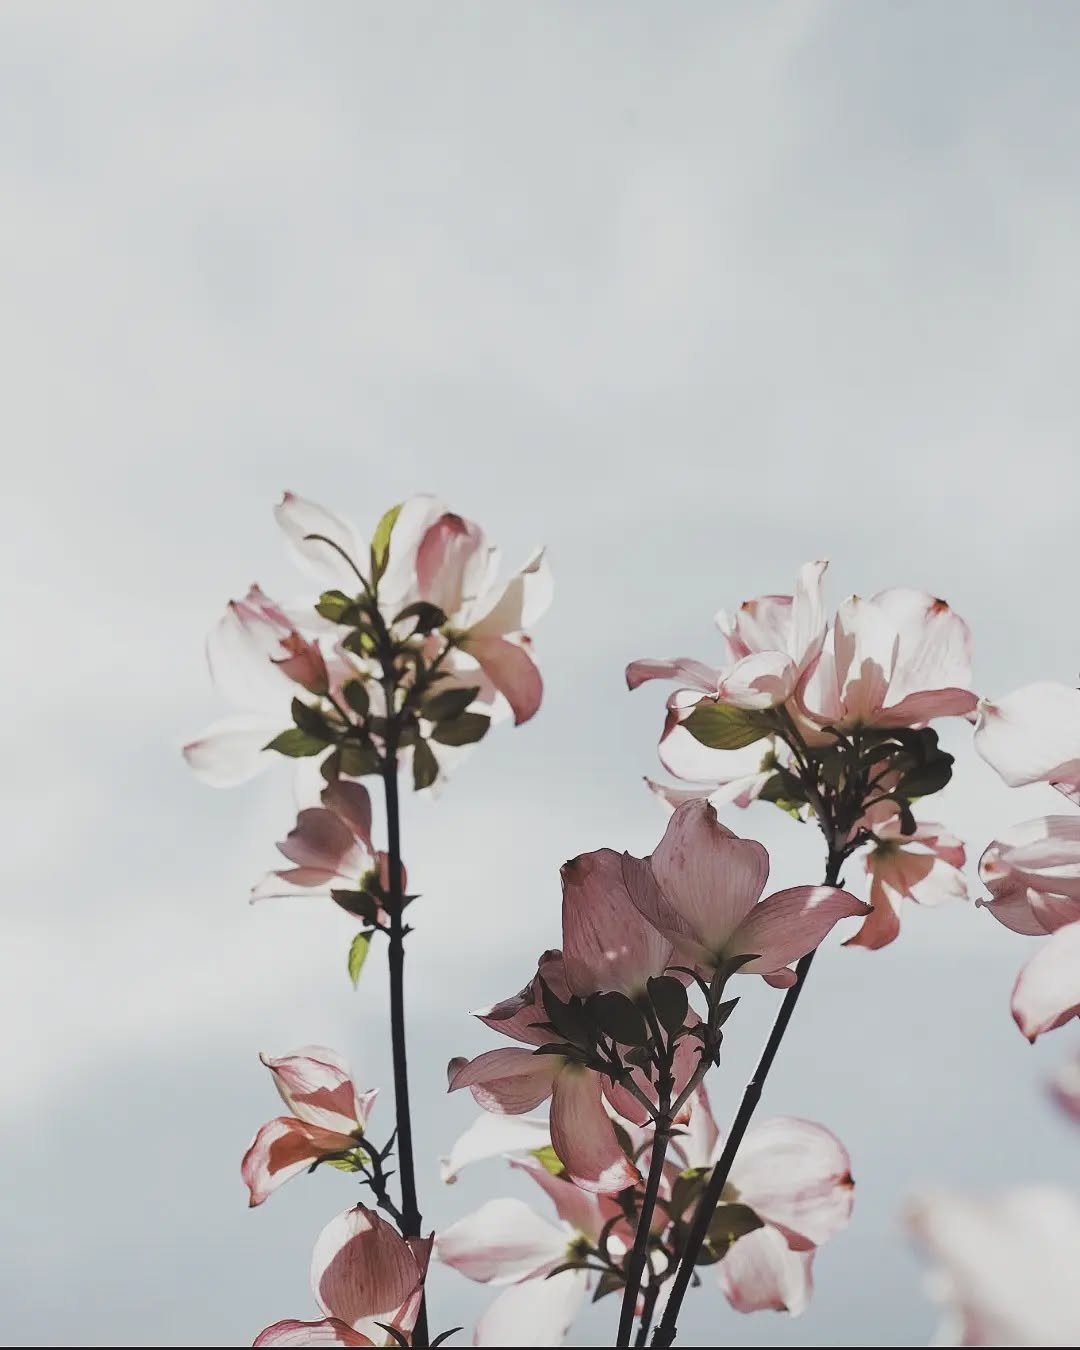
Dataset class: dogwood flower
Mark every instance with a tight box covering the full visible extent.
[908,1186,1080,1346]
[621,800,869,985]
[675,1088,855,1316]
[979,816,1080,936]
[1011,920,1080,1041]
[254,1205,431,1346]
[846,814,967,950]
[242,1048,377,1206]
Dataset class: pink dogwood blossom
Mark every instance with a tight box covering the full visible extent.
[978,815,1080,936]
[798,590,976,732]
[447,951,641,1194]
[1011,920,1080,1041]
[621,800,868,984]
[676,1089,854,1316]
[973,681,1080,792]
[254,1205,431,1346]
[242,1047,377,1206]
[846,814,967,950]
[908,1187,1080,1346]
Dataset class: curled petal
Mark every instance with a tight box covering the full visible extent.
[275,492,367,590]
[460,634,543,725]
[730,1117,854,1247]
[473,1270,588,1347]
[260,1046,368,1132]
[449,1048,562,1114]
[728,885,869,975]
[242,1117,357,1206]
[719,1225,815,1315]
[416,512,488,617]
[1011,922,1080,1041]
[253,1319,374,1347]
[716,651,798,710]
[278,808,365,875]
[435,1197,570,1284]
[625,657,720,693]
[549,1066,641,1194]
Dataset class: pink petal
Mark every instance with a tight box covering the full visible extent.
[873,589,974,714]
[242,1117,357,1206]
[656,718,772,800]
[831,596,898,725]
[716,651,799,710]
[182,715,280,787]
[728,885,870,974]
[416,512,487,618]
[449,1048,562,1114]
[672,1086,720,1171]
[473,951,568,1047]
[460,634,543,725]
[254,1319,374,1347]
[321,781,374,851]
[979,890,1052,936]
[278,809,365,875]
[250,868,336,902]
[625,657,720,694]
[275,492,367,590]
[719,1225,815,1315]
[649,800,769,954]
[435,1197,570,1283]
[844,873,903,951]
[311,1205,423,1336]
[875,687,979,726]
[467,548,553,637]
[560,848,672,998]
[508,1157,610,1242]
[261,1046,365,1133]
[621,853,715,970]
[473,1270,588,1347]
[208,591,294,710]
[549,1066,641,1194]
[439,1114,552,1184]
[1011,922,1080,1041]
[729,1117,853,1246]
[974,682,1080,788]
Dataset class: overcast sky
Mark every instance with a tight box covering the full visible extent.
[4,2,1080,1346]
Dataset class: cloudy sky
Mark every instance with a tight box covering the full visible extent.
[4,2,1080,1346]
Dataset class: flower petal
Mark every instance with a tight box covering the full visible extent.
[974,682,1080,788]
[253,1319,374,1346]
[473,1270,588,1347]
[242,1117,357,1206]
[260,1046,366,1133]
[718,1225,815,1315]
[467,548,553,637]
[275,492,367,590]
[460,634,543,725]
[449,1048,562,1114]
[728,885,870,974]
[873,590,974,714]
[320,781,374,850]
[561,848,672,998]
[625,657,721,694]
[311,1205,422,1336]
[416,512,488,617]
[278,809,365,875]
[716,651,799,710]
[182,715,280,787]
[436,1197,570,1284]
[730,1117,853,1246]
[439,1114,552,1184]
[1011,922,1080,1041]
[549,1066,641,1194]
[507,1157,610,1243]
[830,596,898,725]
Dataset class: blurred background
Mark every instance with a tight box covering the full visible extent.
[4,2,1080,1345]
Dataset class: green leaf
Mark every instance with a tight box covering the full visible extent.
[342,679,370,718]
[587,991,650,1046]
[321,1153,364,1173]
[291,697,334,741]
[702,1202,764,1261]
[432,712,490,746]
[528,1144,566,1177]
[412,738,439,790]
[338,743,381,777]
[347,932,371,987]
[333,890,383,925]
[899,751,954,799]
[423,686,480,722]
[341,625,379,657]
[316,589,356,623]
[667,1167,708,1222]
[683,701,770,751]
[393,600,447,635]
[647,975,689,1033]
[370,503,403,582]
[264,728,328,758]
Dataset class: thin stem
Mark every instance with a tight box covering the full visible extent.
[617,1116,672,1348]
[634,1280,660,1348]
[650,847,844,1349]
[381,723,429,1349]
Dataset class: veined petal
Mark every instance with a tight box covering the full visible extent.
[625,657,720,694]
[1011,922,1080,1041]
[182,715,280,787]
[974,683,1080,788]
[719,1225,815,1315]
[242,1117,357,1206]
[277,809,365,876]
[508,1158,611,1243]
[460,634,543,725]
[832,596,898,725]
[730,1118,853,1246]
[449,1048,562,1114]
[439,1114,551,1184]
[473,1270,588,1347]
[561,848,672,998]
[261,1046,364,1132]
[311,1206,422,1336]
[254,1319,374,1347]
[844,873,903,951]
[649,800,769,953]
[716,651,798,710]
[473,952,568,1047]
[435,1197,570,1284]
[621,852,714,970]
[320,781,374,851]
[549,1065,640,1194]
[728,885,869,974]
[874,590,974,713]
[275,492,367,590]
[416,512,488,618]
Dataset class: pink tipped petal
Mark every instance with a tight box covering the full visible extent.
[467,548,553,637]
[979,890,1051,936]
[761,967,798,987]
[260,1047,363,1133]
[974,683,1080,788]
[242,1117,357,1206]
[449,1048,562,1114]
[439,1114,552,1184]
[251,867,338,902]
[275,493,366,590]
[874,590,974,708]
[208,595,294,709]
[844,874,903,951]
[560,849,672,998]
[416,512,487,617]
[320,781,374,849]
[435,1197,570,1284]
[473,952,567,1047]
[730,1118,853,1246]
[473,1270,588,1348]
[311,1206,423,1336]
[1011,922,1080,1041]
[278,808,365,875]
[625,657,721,694]
[649,800,769,953]
[716,650,798,710]
[253,1319,375,1347]
[549,1066,641,1194]
[461,634,543,725]
[729,885,869,974]
[508,1158,609,1242]
[183,715,280,787]
[719,1225,815,1315]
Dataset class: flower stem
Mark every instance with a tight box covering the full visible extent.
[382,731,429,1349]
[634,1281,660,1348]
[649,847,844,1349]
[617,1113,672,1348]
